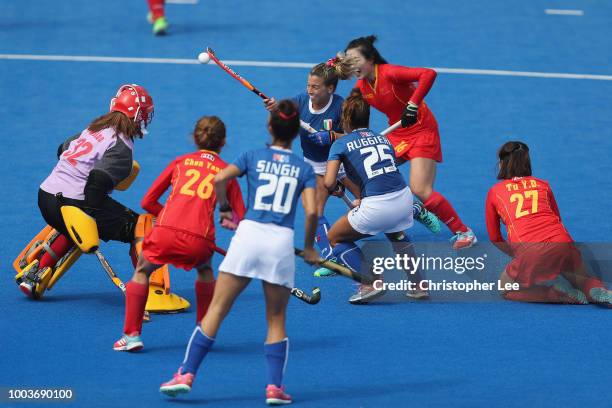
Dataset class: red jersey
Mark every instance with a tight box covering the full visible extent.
[485,176,572,243]
[141,150,246,242]
[356,64,438,140]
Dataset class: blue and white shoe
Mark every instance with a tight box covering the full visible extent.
[113,334,144,352]
[413,201,441,234]
[451,228,477,250]
[552,280,588,304]
[588,287,612,308]
[313,267,337,277]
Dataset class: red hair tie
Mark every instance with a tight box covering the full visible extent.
[278,111,297,120]
[326,57,338,67]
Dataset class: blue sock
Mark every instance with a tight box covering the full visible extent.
[264,338,289,387]
[389,232,422,282]
[315,216,332,259]
[181,326,214,375]
[331,242,363,273]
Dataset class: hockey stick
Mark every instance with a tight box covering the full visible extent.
[213,245,321,305]
[204,47,358,207]
[380,120,402,136]
[93,249,151,321]
[294,248,374,285]
[205,47,315,134]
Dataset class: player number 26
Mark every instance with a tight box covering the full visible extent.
[254,174,298,214]
[360,145,396,179]
[179,169,215,199]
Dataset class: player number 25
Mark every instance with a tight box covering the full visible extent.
[179,169,215,199]
[254,173,298,214]
[510,190,538,219]
[360,145,396,179]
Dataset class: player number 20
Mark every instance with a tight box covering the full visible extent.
[360,145,396,179]
[510,190,539,219]
[254,174,298,214]
[179,169,215,199]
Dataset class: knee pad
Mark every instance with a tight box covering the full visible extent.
[61,206,100,253]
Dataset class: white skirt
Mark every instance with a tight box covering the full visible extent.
[219,219,295,288]
[348,187,414,235]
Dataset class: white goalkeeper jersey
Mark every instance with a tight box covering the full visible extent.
[40,127,133,200]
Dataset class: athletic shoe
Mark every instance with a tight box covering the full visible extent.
[451,229,477,250]
[152,17,168,35]
[160,368,194,397]
[588,287,612,308]
[313,267,337,277]
[414,203,441,234]
[552,280,588,305]
[348,284,386,304]
[406,287,430,300]
[265,384,292,405]
[113,334,144,352]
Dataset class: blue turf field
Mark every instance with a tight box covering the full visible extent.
[1,1,612,407]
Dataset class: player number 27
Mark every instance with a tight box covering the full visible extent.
[254,174,298,214]
[510,190,539,219]
[179,169,215,199]
[360,145,396,179]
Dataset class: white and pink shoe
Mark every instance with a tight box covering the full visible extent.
[266,384,292,405]
[159,368,194,397]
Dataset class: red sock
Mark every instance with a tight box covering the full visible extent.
[147,0,165,20]
[39,234,74,269]
[123,281,149,335]
[195,280,215,323]
[423,191,468,233]
[503,287,565,303]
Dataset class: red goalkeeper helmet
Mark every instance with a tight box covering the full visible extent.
[109,84,154,129]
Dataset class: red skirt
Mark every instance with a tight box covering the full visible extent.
[505,242,582,287]
[387,126,442,162]
[142,226,214,270]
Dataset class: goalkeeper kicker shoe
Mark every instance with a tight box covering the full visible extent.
[266,384,292,405]
[160,368,194,397]
[113,334,144,352]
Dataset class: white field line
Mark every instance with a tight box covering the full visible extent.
[545,9,584,16]
[166,0,198,4]
[1,53,611,81]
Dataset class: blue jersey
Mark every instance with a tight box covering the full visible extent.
[294,93,344,163]
[233,146,316,228]
[328,128,406,198]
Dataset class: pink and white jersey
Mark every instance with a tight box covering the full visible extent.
[40,127,134,200]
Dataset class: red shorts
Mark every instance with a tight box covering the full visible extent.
[142,226,214,270]
[387,127,442,162]
[505,242,582,287]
